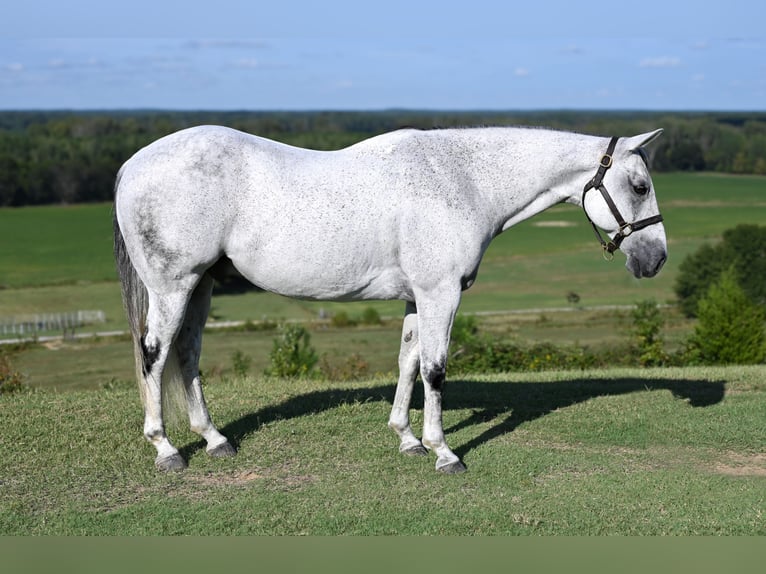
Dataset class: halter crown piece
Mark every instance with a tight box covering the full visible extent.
[581,137,664,259]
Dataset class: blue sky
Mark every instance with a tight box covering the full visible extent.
[2,1,764,111]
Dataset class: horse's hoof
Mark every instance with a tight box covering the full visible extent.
[402,444,429,457]
[208,442,237,458]
[436,460,467,474]
[156,453,187,472]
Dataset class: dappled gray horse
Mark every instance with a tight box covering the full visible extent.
[114,125,666,473]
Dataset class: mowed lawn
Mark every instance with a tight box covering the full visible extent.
[1,365,764,535]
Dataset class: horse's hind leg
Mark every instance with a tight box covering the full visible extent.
[141,289,194,471]
[388,302,428,456]
[175,273,236,458]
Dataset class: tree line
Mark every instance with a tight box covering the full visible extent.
[1,110,765,207]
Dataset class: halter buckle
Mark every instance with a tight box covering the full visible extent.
[620,223,633,237]
[599,154,613,169]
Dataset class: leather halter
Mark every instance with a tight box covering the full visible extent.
[581,137,664,258]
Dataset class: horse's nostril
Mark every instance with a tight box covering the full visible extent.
[653,253,667,276]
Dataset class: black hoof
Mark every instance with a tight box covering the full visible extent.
[437,460,467,474]
[156,453,187,472]
[402,444,429,457]
[208,442,237,458]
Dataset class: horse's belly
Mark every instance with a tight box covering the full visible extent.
[232,254,412,302]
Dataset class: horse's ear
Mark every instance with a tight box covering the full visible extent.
[626,129,663,151]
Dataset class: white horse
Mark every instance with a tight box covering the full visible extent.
[113,125,666,473]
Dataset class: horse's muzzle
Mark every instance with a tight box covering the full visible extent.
[627,249,667,278]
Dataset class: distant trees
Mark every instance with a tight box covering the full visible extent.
[1,110,765,207]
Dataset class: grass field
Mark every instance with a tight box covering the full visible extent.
[1,365,764,535]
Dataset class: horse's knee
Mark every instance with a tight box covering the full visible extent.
[422,359,446,391]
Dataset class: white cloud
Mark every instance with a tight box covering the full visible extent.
[514,67,530,77]
[5,62,23,72]
[639,56,681,68]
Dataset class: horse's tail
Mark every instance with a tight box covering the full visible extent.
[113,170,185,422]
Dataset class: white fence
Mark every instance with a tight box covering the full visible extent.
[0,310,106,336]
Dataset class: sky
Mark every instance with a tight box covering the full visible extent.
[1,1,765,111]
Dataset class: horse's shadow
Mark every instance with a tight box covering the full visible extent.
[181,376,725,462]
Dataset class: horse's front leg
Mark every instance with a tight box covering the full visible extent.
[388,302,428,456]
[415,286,466,474]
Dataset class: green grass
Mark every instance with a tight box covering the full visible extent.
[0,203,117,288]
[1,365,764,535]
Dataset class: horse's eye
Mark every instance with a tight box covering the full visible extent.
[633,184,649,196]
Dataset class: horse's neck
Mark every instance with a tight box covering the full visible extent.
[451,128,604,234]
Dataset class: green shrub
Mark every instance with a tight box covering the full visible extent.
[331,311,357,328]
[675,224,766,317]
[265,324,319,378]
[231,349,252,378]
[0,352,25,395]
[448,324,612,374]
[446,308,685,374]
[359,307,382,325]
[631,299,670,367]
[686,267,766,365]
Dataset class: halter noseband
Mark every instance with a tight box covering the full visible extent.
[582,136,664,259]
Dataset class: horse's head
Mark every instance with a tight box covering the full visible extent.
[581,130,667,278]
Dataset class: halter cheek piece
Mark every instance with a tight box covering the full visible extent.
[581,136,664,259]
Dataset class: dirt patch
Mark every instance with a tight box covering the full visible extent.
[41,340,65,350]
[710,453,766,477]
[186,464,317,489]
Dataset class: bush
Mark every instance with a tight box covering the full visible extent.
[231,349,252,378]
[265,324,319,378]
[685,267,766,365]
[448,314,612,374]
[675,224,766,317]
[631,299,670,367]
[446,308,685,374]
[331,311,356,328]
[0,352,25,395]
[359,307,382,325]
